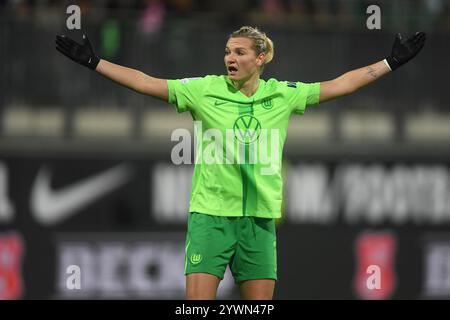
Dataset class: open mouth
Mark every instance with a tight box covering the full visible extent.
[228,66,238,74]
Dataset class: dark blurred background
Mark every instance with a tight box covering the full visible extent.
[0,0,450,300]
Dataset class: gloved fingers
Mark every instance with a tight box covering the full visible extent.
[411,32,425,44]
[394,33,403,46]
[56,34,66,41]
[416,37,426,52]
[56,35,71,45]
[55,37,71,52]
[414,32,426,46]
[415,31,426,37]
[57,34,81,49]
[412,33,426,52]
[55,45,75,61]
[82,33,94,52]
[407,32,425,46]
[404,32,424,53]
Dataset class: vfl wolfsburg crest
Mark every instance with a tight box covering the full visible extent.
[233,115,262,144]
[261,98,273,110]
[190,253,203,265]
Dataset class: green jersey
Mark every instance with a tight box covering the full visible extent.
[167,75,320,218]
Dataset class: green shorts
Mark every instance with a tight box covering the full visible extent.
[184,212,277,283]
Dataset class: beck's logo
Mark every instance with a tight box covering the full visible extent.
[0,233,24,300]
[233,115,261,144]
[190,253,203,265]
[353,232,396,300]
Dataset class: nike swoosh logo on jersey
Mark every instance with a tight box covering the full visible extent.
[214,100,228,106]
[31,164,133,226]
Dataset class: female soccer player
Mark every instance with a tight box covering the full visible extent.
[55,26,425,300]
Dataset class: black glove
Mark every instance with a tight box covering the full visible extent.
[386,32,426,71]
[55,33,100,70]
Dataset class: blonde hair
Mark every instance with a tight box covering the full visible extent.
[229,26,274,71]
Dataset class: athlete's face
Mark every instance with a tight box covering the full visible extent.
[224,37,265,82]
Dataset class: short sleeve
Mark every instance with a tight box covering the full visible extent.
[167,76,207,113]
[284,81,321,115]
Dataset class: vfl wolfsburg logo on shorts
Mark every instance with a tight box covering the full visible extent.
[190,253,203,265]
[233,115,262,144]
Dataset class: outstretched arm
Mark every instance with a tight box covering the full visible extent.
[319,32,426,104]
[320,60,390,103]
[95,59,168,101]
[55,33,168,101]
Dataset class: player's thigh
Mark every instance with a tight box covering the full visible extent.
[186,272,221,300]
[185,212,235,277]
[239,279,275,300]
[232,217,277,284]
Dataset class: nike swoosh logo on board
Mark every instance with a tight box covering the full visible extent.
[31,164,132,225]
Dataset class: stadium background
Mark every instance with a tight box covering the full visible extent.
[0,0,450,299]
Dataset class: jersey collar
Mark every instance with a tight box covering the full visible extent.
[225,76,265,101]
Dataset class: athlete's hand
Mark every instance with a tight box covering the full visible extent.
[385,32,426,71]
[55,32,100,70]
